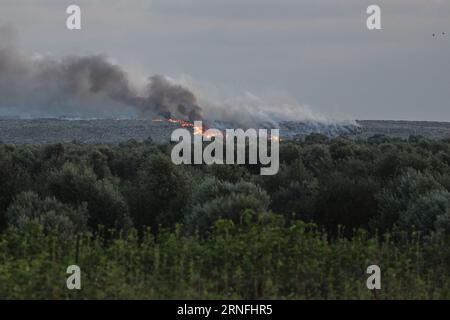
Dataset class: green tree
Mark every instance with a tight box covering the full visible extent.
[0,146,32,230]
[129,153,192,230]
[373,169,448,235]
[45,162,132,231]
[185,178,270,235]
[315,172,378,236]
[5,191,88,237]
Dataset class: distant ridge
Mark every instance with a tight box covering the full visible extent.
[1,118,450,144]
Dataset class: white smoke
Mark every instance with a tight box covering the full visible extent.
[0,25,355,128]
[173,74,356,128]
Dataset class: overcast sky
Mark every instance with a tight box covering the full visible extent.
[1,0,450,121]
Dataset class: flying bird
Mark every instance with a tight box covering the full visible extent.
[433,32,446,37]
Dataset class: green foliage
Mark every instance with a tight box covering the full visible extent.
[44,162,132,231]
[0,145,33,230]
[185,178,270,234]
[128,153,192,230]
[302,144,333,176]
[375,169,450,235]
[6,191,88,237]
[1,134,450,299]
[315,172,378,236]
[0,212,449,299]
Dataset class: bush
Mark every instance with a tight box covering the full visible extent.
[5,191,88,237]
[0,212,449,299]
[44,162,132,231]
[0,146,32,230]
[185,178,270,235]
[373,169,448,235]
[399,190,450,234]
[315,172,378,236]
[2,136,450,299]
[129,153,192,230]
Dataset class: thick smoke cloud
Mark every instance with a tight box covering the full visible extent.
[0,27,203,120]
[0,26,348,127]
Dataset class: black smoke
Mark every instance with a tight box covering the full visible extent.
[0,28,202,120]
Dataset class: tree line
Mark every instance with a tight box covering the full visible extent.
[1,134,450,298]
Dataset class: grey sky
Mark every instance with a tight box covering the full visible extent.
[1,0,450,121]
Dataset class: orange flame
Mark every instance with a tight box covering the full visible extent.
[156,118,279,141]
[159,117,222,138]
[168,118,194,128]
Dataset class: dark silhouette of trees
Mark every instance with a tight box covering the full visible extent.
[2,134,450,298]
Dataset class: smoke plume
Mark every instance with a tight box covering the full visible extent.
[0,27,202,120]
[0,26,353,128]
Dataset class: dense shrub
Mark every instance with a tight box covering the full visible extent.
[1,135,450,299]
[44,163,132,231]
[0,212,449,299]
[5,191,88,237]
[374,169,449,235]
[185,178,270,234]
[128,153,192,230]
[0,146,32,230]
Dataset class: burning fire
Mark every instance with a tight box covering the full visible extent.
[154,117,280,141]
[168,118,194,128]
[270,135,281,142]
[157,118,223,138]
